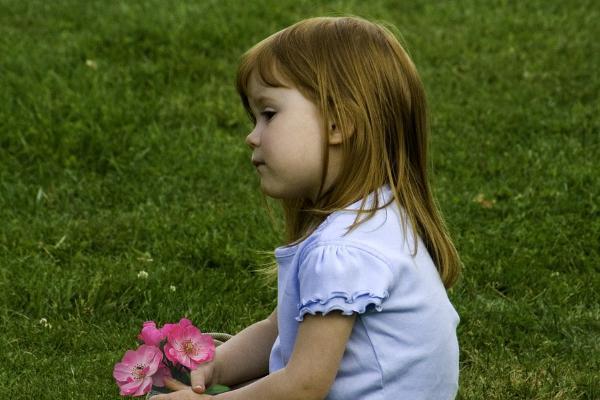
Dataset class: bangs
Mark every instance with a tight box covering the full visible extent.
[235,38,291,123]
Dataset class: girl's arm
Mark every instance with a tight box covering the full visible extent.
[210,308,279,387]
[215,311,356,400]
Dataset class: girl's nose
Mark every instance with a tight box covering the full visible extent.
[245,127,260,149]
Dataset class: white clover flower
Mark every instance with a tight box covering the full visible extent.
[85,59,98,70]
[137,270,149,279]
[39,318,52,329]
[170,285,176,292]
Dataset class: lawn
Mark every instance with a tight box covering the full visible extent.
[0,0,598,398]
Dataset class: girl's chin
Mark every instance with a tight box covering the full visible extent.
[260,186,285,200]
[259,182,299,201]
[259,185,316,203]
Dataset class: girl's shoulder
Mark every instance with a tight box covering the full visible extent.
[301,186,417,267]
[276,185,420,267]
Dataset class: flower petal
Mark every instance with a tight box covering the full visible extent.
[137,345,162,375]
[189,335,216,364]
[138,321,165,346]
[113,362,133,383]
[178,353,194,370]
[119,379,142,396]
[164,343,178,364]
[121,349,141,366]
[178,318,193,328]
[183,324,202,340]
[152,364,172,387]
[160,322,177,338]
[134,377,153,396]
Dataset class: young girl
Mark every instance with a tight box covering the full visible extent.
[156,16,461,400]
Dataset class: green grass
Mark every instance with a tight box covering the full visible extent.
[0,0,598,398]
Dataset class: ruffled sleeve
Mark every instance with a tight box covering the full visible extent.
[296,244,395,322]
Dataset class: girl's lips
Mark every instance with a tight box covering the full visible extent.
[252,159,265,167]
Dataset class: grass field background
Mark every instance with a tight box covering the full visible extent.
[0,0,598,398]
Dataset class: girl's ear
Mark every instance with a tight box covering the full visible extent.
[328,122,343,145]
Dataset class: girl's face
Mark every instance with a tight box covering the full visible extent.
[245,71,340,202]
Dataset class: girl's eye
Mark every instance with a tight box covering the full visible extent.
[261,110,276,121]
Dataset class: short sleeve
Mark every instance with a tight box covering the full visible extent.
[296,244,394,322]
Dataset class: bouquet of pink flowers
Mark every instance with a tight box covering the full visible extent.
[113,318,230,397]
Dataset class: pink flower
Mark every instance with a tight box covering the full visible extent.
[137,321,165,346]
[164,320,215,370]
[113,345,163,396]
[152,363,172,387]
[160,317,193,338]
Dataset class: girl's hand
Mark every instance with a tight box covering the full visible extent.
[152,388,212,400]
[152,378,212,400]
[189,360,216,394]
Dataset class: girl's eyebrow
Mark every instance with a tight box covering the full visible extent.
[248,95,278,115]
[249,95,277,106]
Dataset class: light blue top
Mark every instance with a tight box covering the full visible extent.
[269,185,459,400]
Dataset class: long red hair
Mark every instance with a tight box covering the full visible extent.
[236,16,460,288]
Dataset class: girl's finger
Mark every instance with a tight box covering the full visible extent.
[164,377,190,391]
[190,364,210,393]
[191,384,205,394]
